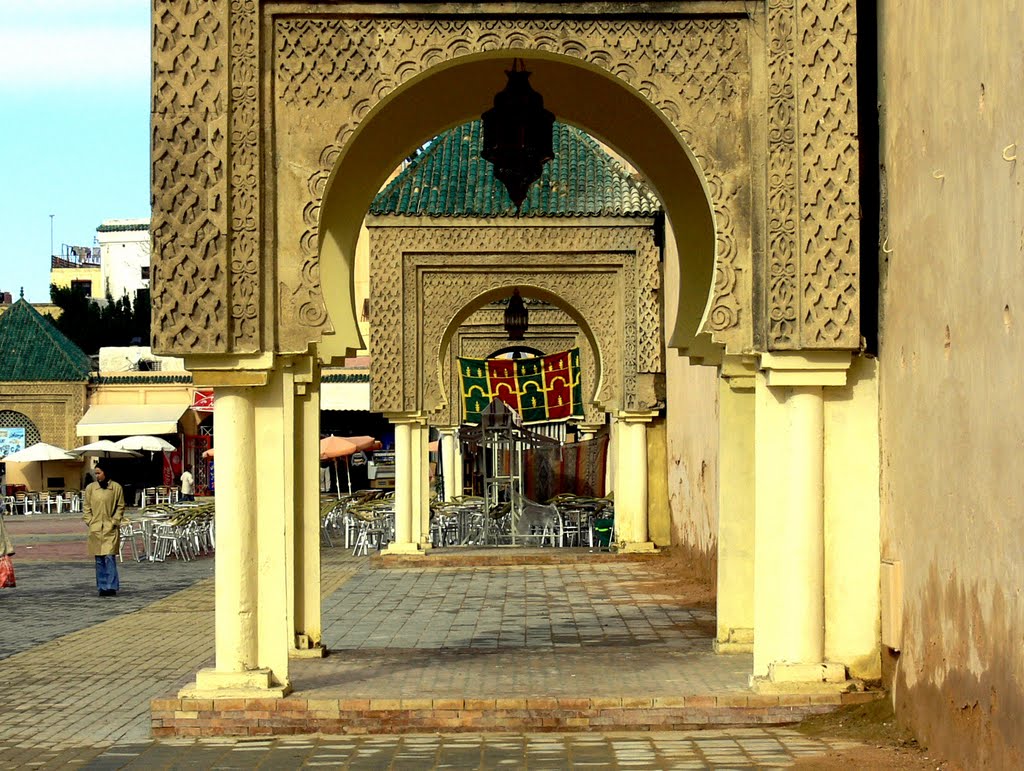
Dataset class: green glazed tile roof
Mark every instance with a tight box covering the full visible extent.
[323,373,371,384]
[370,120,662,218]
[96,222,149,233]
[0,299,91,381]
[90,374,193,385]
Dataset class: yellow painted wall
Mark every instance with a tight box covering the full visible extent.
[51,266,102,299]
[879,2,1024,765]
[662,219,719,576]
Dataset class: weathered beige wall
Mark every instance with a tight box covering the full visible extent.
[663,220,719,576]
[879,2,1024,766]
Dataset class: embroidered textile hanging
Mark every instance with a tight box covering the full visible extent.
[459,348,583,425]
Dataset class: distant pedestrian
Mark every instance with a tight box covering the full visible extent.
[83,465,125,597]
[179,466,195,502]
[0,499,15,588]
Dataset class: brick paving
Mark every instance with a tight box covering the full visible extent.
[0,531,880,768]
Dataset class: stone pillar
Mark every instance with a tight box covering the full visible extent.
[613,410,659,552]
[415,421,431,549]
[209,388,259,674]
[384,415,424,555]
[292,355,324,658]
[716,356,756,653]
[753,352,851,684]
[181,355,294,697]
[439,427,459,502]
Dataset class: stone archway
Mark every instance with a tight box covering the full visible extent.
[155,3,875,707]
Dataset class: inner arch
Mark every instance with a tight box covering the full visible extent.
[318,51,717,360]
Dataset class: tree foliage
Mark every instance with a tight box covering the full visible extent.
[48,284,150,356]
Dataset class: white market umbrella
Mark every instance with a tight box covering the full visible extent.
[72,440,142,459]
[115,435,175,453]
[1,442,77,463]
[1,441,78,493]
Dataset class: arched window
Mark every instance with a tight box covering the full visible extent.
[0,410,42,450]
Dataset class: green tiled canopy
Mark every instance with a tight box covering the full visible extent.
[370,120,662,218]
[0,300,91,381]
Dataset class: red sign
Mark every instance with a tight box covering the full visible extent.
[192,389,214,412]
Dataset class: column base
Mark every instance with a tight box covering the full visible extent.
[179,668,291,699]
[617,541,659,553]
[382,542,425,556]
[715,627,754,654]
[289,645,328,659]
[749,661,847,691]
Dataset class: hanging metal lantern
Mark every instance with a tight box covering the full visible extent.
[481,59,555,213]
[503,288,529,341]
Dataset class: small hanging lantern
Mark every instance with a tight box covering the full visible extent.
[481,59,555,214]
[503,288,529,341]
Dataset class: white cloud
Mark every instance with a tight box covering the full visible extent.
[0,2,149,92]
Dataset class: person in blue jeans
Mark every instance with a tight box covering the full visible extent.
[83,465,125,597]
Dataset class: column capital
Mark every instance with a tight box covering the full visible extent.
[383,411,430,426]
[720,354,758,391]
[759,351,852,388]
[614,409,660,424]
[187,352,276,387]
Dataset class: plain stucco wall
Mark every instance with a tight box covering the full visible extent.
[663,218,720,576]
[879,1,1024,766]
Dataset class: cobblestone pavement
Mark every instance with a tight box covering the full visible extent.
[0,539,873,769]
[74,729,860,769]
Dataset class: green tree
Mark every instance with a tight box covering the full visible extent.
[49,284,150,356]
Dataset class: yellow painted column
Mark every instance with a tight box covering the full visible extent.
[253,365,295,689]
[415,421,431,549]
[614,410,659,552]
[384,416,423,555]
[439,427,458,502]
[292,356,324,658]
[181,359,289,697]
[210,387,258,673]
[453,431,465,498]
[716,357,756,653]
[753,352,850,684]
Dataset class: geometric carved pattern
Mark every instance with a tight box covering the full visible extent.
[0,383,87,449]
[274,16,750,354]
[767,0,861,348]
[151,0,230,353]
[368,224,663,416]
[228,0,260,350]
[797,0,860,347]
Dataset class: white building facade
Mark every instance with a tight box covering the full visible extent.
[95,219,150,301]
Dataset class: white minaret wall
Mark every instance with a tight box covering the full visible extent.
[95,218,150,302]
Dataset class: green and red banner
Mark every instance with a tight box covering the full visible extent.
[459,348,583,425]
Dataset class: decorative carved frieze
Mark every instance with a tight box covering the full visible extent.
[368,224,662,416]
[274,16,749,354]
[151,0,230,353]
[797,0,860,347]
[228,0,261,350]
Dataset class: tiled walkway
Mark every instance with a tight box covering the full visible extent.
[0,522,881,767]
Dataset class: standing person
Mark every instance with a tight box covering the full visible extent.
[83,465,125,597]
[179,466,195,502]
[0,496,15,588]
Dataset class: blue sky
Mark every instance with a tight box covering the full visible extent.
[0,1,150,303]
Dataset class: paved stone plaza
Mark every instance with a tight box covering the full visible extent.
[0,514,875,768]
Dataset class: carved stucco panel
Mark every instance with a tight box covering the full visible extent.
[368,224,662,415]
[151,0,230,353]
[271,16,751,354]
[417,267,623,416]
[228,0,261,351]
[797,0,860,347]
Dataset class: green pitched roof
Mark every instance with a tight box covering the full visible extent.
[370,120,662,218]
[0,300,91,381]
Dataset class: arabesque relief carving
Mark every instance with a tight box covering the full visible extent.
[367,223,663,416]
[274,16,750,355]
[767,0,860,348]
[151,3,860,357]
[151,0,230,353]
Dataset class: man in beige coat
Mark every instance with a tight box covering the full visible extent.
[83,465,125,596]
